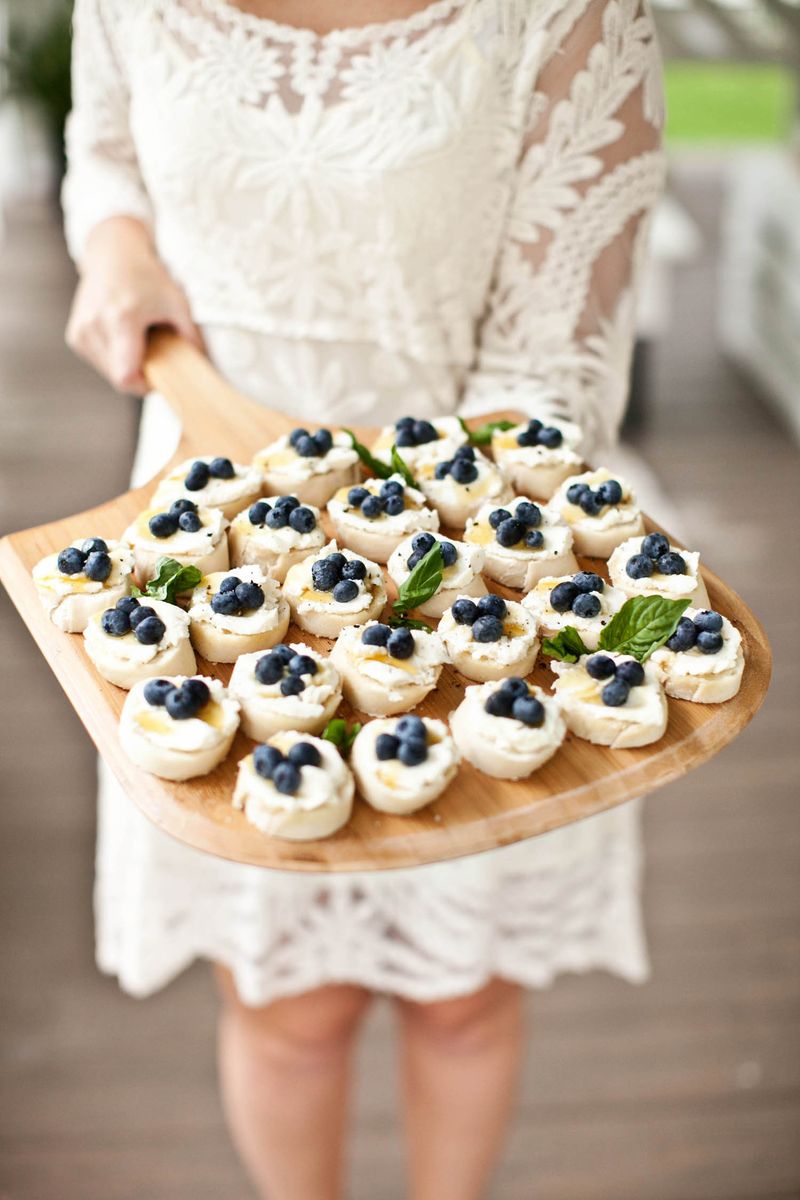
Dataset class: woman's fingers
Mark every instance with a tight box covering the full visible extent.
[108,318,148,394]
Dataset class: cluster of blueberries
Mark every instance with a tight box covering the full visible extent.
[57,537,112,582]
[433,444,480,485]
[565,478,623,516]
[451,593,509,643]
[143,676,209,719]
[360,622,416,659]
[183,456,236,491]
[406,531,457,571]
[515,418,564,449]
[585,653,645,707]
[347,479,406,519]
[210,575,266,616]
[149,498,203,539]
[549,571,605,619]
[254,644,319,696]
[394,416,439,447]
[248,494,316,534]
[253,739,322,794]
[487,500,544,549]
[311,552,369,602]
[484,677,545,726]
[625,532,686,580]
[666,610,723,654]
[288,427,335,458]
[375,714,430,766]
[101,595,166,645]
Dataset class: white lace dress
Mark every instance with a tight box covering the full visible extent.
[63,0,666,1004]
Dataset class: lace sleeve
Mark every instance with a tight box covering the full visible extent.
[459,0,666,456]
[61,0,153,263]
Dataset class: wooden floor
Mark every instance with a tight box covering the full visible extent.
[1,170,798,1200]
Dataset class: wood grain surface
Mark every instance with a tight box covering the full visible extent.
[0,331,772,872]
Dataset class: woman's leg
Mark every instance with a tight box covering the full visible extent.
[215,966,373,1200]
[396,978,525,1200]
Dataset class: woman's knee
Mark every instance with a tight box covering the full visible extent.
[397,978,524,1053]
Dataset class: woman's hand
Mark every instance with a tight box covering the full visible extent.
[66,216,204,395]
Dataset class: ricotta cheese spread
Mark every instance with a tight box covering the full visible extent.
[464,499,573,563]
[284,542,384,616]
[85,597,189,665]
[229,645,341,721]
[388,533,485,593]
[235,732,352,816]
[333,623,448,700]
[549,469,640,532]
[439,598,538,663]
[328,474,438,536]
[152,456,263,510]
[121,676,239,753]
[33,539,134,600]
[188,565,285,636]
[124,505,228,556]
[254,430,358,481]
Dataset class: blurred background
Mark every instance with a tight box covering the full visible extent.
[1,2,798,1197]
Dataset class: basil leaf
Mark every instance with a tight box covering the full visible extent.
[541,626,590,663]
[343,429,393,480]
[393,543,444,616]
[322,718,361,757]
[388,615,435,631]
[599,595,691,662]
[142,557,203,605]
[458,415,517,446]
[389,444,418,489]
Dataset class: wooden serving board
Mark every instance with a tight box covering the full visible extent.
[0,331,771,872]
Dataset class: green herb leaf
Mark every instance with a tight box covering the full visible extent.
[140,557,203,605]
[541,626,590,663]
[392,543,444,617]
[343,429,393,480]
[389,444,418,489]
[387,615,435,631]
[458,415,517,446]
[598,595,691,662]
[322,718,362,757]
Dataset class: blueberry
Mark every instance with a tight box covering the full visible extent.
[658,552,686,576]
[572,592,601,619]
[485,689,515,717]
[280,674,305,696]
[248,501,271,526]
[183,677,211,708]
[255,654,285,685]
[208,456,235,480]
[434,461,452,480]
[384,494,405,517]
[597,479,623,505]
[615,659,645,687]
[412,532,437,554]
[84,551,112,582]
[395,416,415,432]
[454,445,476,461]
[566,482,590,504]
[311,558,343,592]
[184,461,210,491]
[275,495,300,511]
[295,434,319,458]
[550,582,579,613]
[178,511,202,533]
[601,678,630,707]
[516,428,538,447]
[376,733,400,760]
[289,428,310,448]
[289,741,322,768]
[488,508,511,530]
[472,615,504,642]
[515,501,541,527]
[381,479,404,498]
[398,737,427,766]
[450,458,479,484]
[439,541,458,567]
[361,624,391,647]
[287,506,317,537]
[626,553,654,580]
[666,617,697,652]
[129,605,156,629]
[116,596,140,615]
[451,598,479,625]
[537,426,563,449]
[526,419,543,436]
[57,546,87,575]
[134,615,166,645]
[513,695,545,726]
[396,715,426,740]
[341,559,367,581]
[333,579,359,603]
[396,428,416,447]
[143,678,174,707]
[347,487,369,507]
[254,744,283,778]
[289,654,318,676]
[265,507,288,529]
[165,686,201,720]
[586,654,616,680]
[573,572,604,594]
[501,678,530,699]
[525,530,544,549]
[271,644,294,665]
[235,581,265,610]
[387,628,415,659]
[641,532,669,560]
[81,537,108,555]
[169,498,198,517]
[694,610,723,633]
[211,590,242,615]
[101,608,130,636]
[578,490,603,516]
[148,512,178,539]
[697,630,723,654]
[312,429,333,455]
[406,551,422,570]
[412,419,438,444]
[219,576,241,592]
[361,495,385,519]
[272,761,301,794]
[495,518,524,548]
[477,594,507,619]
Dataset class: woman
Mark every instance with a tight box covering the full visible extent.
[63,2,665,1197]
